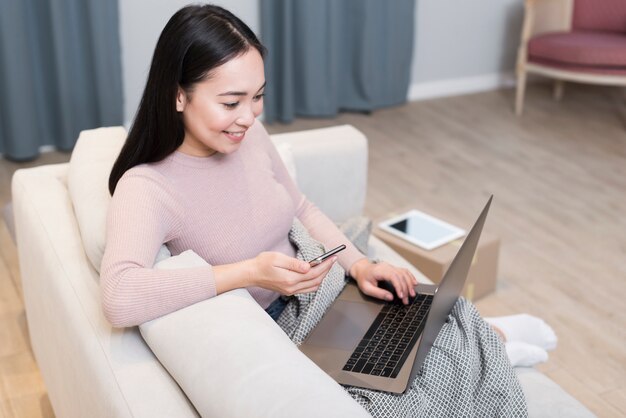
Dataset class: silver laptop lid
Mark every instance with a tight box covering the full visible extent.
[408,195,493,384]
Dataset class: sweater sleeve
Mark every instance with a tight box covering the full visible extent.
[256,123,367,272]
[100,170,217,327]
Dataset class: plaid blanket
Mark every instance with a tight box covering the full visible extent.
[277,219,527,418]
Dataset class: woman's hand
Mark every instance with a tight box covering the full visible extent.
[349,258,418,305]
[248,251,337,295]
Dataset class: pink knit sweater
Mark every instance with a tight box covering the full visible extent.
[100,120,365,327]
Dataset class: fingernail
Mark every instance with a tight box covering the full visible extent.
[399,292,403,298]
[386,295,393,301]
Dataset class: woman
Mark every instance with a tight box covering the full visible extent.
[101,4,417,329]
[101,4,555,368]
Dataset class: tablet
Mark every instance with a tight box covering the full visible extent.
[378,209,466,250]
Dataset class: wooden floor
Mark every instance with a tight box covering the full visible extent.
[1,82,625,417]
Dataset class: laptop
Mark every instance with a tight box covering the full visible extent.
[299,196,492,394]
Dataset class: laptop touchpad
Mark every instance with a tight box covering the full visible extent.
[305,300,380,351]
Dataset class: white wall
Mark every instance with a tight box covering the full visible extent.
[118,0,259,127]
[408,0,523,100]
[119,0,523,126]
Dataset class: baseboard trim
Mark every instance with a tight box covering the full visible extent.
[408,72,516,102]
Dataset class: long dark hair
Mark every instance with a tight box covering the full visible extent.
[109,4,266,195]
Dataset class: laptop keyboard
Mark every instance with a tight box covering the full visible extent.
[342,293,433,378]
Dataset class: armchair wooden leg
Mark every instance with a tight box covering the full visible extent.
[515,68,527,116]
[554,80,565,101]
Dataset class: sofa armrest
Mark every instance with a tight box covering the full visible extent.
[139,290,371,418]
[141,252,370,418]
[12,165,197,418]
[271,125,368,223]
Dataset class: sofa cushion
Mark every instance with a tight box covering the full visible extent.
[515,368,595,418]
[528,31,626,68]
[270,125,367,224]
[68,126,297,273]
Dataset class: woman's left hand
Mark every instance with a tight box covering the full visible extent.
[349,258,418,305]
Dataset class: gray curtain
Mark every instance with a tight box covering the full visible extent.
[261,0,415,123]
[0,0,123,161]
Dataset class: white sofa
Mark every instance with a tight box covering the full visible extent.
[11,125,594,417]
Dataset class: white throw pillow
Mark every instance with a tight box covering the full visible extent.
[274,141,297,183]
[68,126,126,272]
[67,127,298,273]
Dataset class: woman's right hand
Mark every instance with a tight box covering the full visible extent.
[248,251,337,295]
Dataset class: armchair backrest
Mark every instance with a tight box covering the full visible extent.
[573,0,626,33]
[524,0,574,41]
[518,0,573,68]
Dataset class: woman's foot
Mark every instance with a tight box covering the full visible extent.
[505,341,549,367]
[485,314,558,351]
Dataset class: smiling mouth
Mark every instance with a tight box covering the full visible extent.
[223,130,247,143]
[223,130,245,137]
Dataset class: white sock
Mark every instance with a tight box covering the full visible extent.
[505,341,548,367]
[485,314,557,351]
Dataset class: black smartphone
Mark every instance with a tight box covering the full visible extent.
[308,244,346,266]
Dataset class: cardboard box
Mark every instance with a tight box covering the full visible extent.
[374,220,500,301]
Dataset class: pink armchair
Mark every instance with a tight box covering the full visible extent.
[515,0,626,115]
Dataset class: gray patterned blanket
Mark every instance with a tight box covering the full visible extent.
[277,219,527,418]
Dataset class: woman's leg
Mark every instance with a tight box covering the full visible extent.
[485,314,557,350]
[265,296,289,321]
[485,314,557,367]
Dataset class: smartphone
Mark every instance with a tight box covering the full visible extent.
[308,244,346,266]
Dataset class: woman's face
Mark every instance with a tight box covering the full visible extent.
[176,48,265,157]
